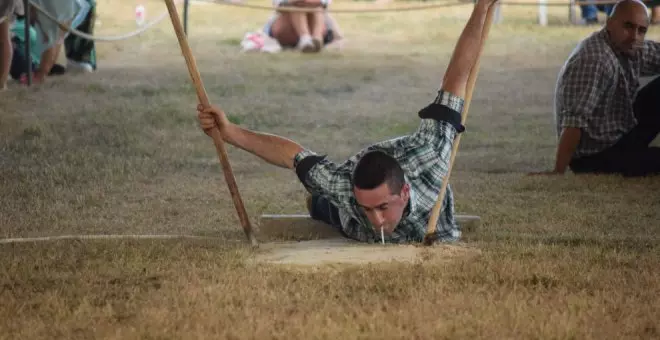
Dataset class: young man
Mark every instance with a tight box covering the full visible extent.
[198,0,498,244]
[536,0,660,177]
[263,0,342,53]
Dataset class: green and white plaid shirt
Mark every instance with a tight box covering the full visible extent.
[293,90,465,244]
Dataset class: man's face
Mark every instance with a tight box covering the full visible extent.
[607,3,649,56]
[353,182,410,236]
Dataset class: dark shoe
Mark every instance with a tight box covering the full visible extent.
[49,64,66,76]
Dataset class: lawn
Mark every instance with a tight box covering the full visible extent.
[1,0,659,338]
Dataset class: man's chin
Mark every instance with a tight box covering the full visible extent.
[621,45,639,56]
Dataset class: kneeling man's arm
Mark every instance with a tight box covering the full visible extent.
[532,57,609,176]
[553,127,581,174]
[641,41,660,76]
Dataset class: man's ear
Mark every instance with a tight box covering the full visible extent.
[400,183,411,201]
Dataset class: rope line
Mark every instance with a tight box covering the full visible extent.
[200,0,580,12]
[27,0,182,42]
[197,0,472,12]
[0,234,230,244]
[25,0,590,42]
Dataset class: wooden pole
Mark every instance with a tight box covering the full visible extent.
[183,0,189,35]
[24,0,31,86]
[423,2,497,246]
[164,0,257,247]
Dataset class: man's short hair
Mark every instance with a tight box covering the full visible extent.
[352,150,405,193]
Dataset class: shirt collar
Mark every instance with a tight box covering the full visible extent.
[402,176,417,219]
[600,27,636,60]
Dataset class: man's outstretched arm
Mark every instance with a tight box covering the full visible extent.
[197,105,303,169]
[441,0,497,98]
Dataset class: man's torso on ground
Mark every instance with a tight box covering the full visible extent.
[293,90,465,244]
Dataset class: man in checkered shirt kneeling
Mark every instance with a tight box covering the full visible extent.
[197,0,500,244]
[542,0,660,177]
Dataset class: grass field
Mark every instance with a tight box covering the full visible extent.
[1,0,660,338]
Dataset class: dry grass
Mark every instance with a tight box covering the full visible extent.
[1,0,660,338]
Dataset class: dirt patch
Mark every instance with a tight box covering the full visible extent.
[252,238,481,266]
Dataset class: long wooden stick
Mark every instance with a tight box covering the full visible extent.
[164,0,258,247]
[423,3,497,246]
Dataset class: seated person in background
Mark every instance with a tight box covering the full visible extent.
[263,0,343,52]
[64,0,97,73]
[0,0,23,90]
[15,0,90,84]
[535,0,660,177]
[579,2,613,24]
[197,0,499,243]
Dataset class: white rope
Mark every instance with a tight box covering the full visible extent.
[0,16,6,25]
[196,0,472,12]
[0,234,228,244]
[27,0,182,42]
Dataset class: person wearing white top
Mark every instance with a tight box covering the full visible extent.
[0,0,23,90]
[15,0,90,84]
[262,0,343,52]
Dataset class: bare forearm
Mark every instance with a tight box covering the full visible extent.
[222,123,304,169]
[441,2,491,97]
[554,127,581,173]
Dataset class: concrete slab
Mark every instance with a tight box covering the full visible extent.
[252,238,481,266]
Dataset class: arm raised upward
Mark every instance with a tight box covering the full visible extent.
[440,0,498,98]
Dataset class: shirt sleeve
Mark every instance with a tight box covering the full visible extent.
[640,41,660,77]
[556,56,609,129]
[404,90,464,177]
[293,149,354,210]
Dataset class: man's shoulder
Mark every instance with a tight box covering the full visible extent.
[565,30,616,66]
[557,32,616,85]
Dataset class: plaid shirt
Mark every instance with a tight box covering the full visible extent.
[293,90,465,244]
[554,28,660,158]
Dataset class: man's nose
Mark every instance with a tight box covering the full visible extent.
[371,212,385,227]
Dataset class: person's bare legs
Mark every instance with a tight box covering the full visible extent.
[307,11,325,49]
[0,20,12,90]
[271,11,325,52]
[21,29,65,84]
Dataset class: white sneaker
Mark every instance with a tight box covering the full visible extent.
[67,59,94,73]
[296,34,315,53]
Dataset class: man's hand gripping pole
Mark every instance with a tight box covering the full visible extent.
[423,3,497,246]
[164,0,258,247]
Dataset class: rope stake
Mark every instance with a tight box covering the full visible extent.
[423,2,497,246]
[165,0,258,247]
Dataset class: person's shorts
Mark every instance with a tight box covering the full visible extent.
[0,0,23,22]
[262,13,335,48]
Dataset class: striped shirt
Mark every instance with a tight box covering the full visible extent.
[554,28,660,158]
[293,90,464,244]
